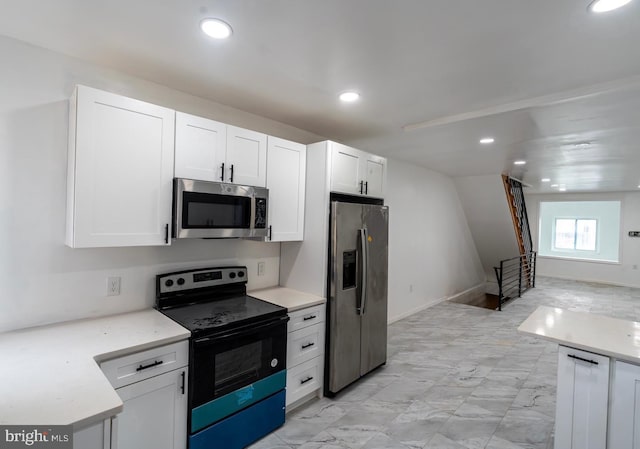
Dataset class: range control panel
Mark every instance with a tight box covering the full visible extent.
[158,266,246,294]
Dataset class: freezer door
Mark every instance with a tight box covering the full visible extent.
[360,204,389,376]
[328,201,364,393]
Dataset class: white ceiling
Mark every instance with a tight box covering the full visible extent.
[1,0,640,193]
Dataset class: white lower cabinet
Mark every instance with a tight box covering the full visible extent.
[610,360,640,449]
[113,368,188,449]
[555,345,609,449]
[74,420,111,449]
[286,304,325,410]
[99,341,189,449]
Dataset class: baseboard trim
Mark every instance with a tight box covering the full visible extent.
[387,282,486,324]
[537,273,640,289]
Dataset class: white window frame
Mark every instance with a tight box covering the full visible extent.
[553,217,599,252]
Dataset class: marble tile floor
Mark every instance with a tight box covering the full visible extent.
[248,277,640,449]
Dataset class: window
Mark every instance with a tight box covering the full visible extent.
[538,201,620,263]
[554,218,597,251]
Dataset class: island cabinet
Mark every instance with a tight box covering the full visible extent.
[555,345,609,449]
[66,85,175,248]
[519,306,640,449]
[609,360,640,448]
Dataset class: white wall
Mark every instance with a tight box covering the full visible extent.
[386,160,485,322]
[0,36,323,332]
[454,175,519,285]
[527,192,640,288]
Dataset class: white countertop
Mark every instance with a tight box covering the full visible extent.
[0,310,189,429]
[518,306,640,363]
[249,287,325,312]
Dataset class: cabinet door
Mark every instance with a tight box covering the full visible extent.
[226,125,267,187]
[610,360,640,449]
[74,419,111,449]
[266,137,306,241]
[364,155,386,199]
[68,85,174,248]
[174,112,226,182]
[114,368,188,449]
[555,346,609,449]
[330,142,364,195]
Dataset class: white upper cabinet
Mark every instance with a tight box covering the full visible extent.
[226,125,267,187]
[66,85,175,248]
[174,112,226,182]
[266,137,306,242]
[329,142,386,198]
[175,116,267,187]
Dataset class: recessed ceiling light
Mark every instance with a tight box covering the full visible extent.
[559,187,567,192]
[479,137,495,145]
[589,0,633,13]
[514,160,526,165]
[339,91,360,103]
[201,18,233,39]
[551,184,559,187]
[541,178,551,182]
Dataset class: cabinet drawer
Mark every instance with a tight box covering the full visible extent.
[286,357,323,406]
[101,340,189,389]
[288,304,325,333]
[287,324,325,368]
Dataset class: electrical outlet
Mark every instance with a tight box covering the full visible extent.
[107,276,121,296]
[257,262,265,277]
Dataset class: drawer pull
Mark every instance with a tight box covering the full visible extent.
[301,342,315,349]
[136,360,164,372]
[303,315,317,321]
[567,354,598,365]
[300,376,314,385]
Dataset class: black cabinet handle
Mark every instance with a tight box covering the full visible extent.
[268,225,272,241]
[180,371,186,395]
[301,342,315,349]
[164,224,169,244]
[136,360,163,372]
[220,163,225,181]
[359,180,364,194]
[365,181,368,195]
[300,376,314,385]
[230,164,234,183]
[568,354,598,365]
[303,315,317,321]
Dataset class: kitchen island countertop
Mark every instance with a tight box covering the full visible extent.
[249,287,325,312]
[0,309,189,429]
[518,305,640,363]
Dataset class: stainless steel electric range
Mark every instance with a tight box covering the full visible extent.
[156,266,289,449]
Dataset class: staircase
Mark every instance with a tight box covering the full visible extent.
[494,175,536,309]
[502,174,533,257]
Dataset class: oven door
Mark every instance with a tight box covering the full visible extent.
[191,316,288,408]
[173,178,268,239]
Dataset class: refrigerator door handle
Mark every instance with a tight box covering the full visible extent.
[359,227,369,315]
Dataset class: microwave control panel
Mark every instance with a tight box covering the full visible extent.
[255,198,267,228]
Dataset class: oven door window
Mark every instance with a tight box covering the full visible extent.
[215,341,262,395]
[182,192,251,229]
[191,318,287,408]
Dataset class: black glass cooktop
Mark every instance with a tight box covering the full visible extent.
[160,295,286,337]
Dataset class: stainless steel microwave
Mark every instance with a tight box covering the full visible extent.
[173,178,268,239]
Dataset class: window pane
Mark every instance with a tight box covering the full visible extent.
[576,219,597,250]
[555,219,576,249]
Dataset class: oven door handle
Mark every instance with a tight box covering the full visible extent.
[193,316,289,347]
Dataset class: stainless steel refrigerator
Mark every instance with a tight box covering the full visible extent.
[326,200,389,395]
